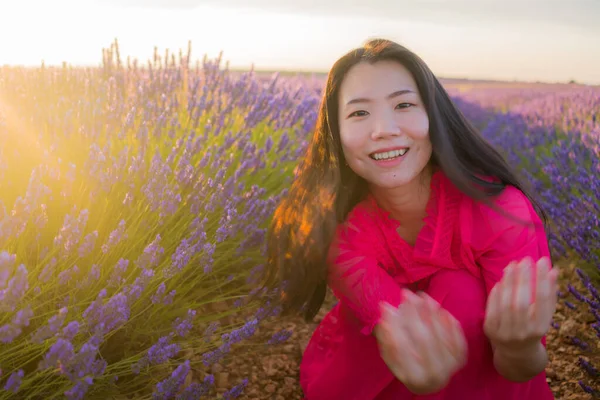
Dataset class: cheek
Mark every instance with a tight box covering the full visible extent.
[339,126,365,155]
[414,140,433,170]
[407,113,432,162]
[406,111,429,139]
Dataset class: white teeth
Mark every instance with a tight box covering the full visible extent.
[371,149,408,160]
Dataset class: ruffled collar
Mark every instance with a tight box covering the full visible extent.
[363,169,463,281]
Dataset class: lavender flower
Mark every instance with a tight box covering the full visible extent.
[4,369,24,393]
[164,238,194,278]
[0,250,17,287]
[203,321,219,342]
[61,321,80,341]
[135,234,164,270]
[268,328,293,345]
[108,258,129,287]
[222,378,249,399]
[133,335,181,374]
[101,219,127,253]
[0,324,21,344]
[77,231,98,258]
[176,374,214,399]
[53,209,88,257]
[579,357,599,377]
[172,309,196,338]
[0,264,29,312]
[152,360,190,399]
[83,291,130,336]
[31,307,68,344]
[39,338,75,371]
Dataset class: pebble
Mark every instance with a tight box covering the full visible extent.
[265,384,276,393]
[216,372,229,388]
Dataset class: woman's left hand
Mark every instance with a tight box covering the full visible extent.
[483,256,559,352]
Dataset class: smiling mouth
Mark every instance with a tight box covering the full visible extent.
[369,148,409,160]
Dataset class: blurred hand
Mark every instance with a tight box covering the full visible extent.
[376,290,468,395]
[483,256,559,354]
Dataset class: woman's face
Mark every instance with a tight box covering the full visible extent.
[337,60,432,190]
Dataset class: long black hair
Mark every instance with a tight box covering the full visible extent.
[260,38,546,321]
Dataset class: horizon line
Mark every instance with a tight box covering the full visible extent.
[2,62,597,87]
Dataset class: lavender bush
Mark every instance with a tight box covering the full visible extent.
[0,40,320,399]
[450,86,599,265]
[448,84,600,396]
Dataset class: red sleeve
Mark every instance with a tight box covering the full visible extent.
[473,185,552,294]
[472,186,552,346]
[327,208,405,335]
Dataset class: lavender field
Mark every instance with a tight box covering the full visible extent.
[0,41,598,399]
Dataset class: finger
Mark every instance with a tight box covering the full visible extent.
[420,294,455,352]
[414,295,454,387]
[548,263,559,309]
[397,292,425,362]
[548,264,560,321]
[416,291,435,327]
[533,257,555,334]
[418,295,448,370]
[442,309,468,367]
[426,297,463,375]
[498,262,516,335]
[377,303,409,378]
[377,302,397,343]
[379,329,413,383]
[484,283,500,337]
[513,259,532,338]
[388,297,425,383]
[380,301,397,324]
[379,302,408,349]
[548,262,559,285]
[402,291,430,363]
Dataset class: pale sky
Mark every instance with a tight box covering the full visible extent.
[2,0,599,84]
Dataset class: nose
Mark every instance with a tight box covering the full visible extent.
[370,109,400,140]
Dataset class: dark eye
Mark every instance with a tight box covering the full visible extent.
[348,110,369,118]
[396,103,414,109]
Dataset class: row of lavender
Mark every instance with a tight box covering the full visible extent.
[448,84,600,395]
[0,41,321,399]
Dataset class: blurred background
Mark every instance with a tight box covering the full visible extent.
[3,0,600,84]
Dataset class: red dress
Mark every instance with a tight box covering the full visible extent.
[299,171,555,399]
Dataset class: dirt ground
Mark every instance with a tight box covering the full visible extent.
[196,261,594,399]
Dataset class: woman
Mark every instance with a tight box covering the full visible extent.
[261,38,558,399]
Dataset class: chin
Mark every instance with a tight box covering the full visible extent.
[369,175,414,190]
[369,165,432,188]
[349,161,429,189]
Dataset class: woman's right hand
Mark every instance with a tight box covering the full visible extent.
[375,289,468,395]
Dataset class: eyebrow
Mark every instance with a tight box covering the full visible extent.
[345,89,415,106]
